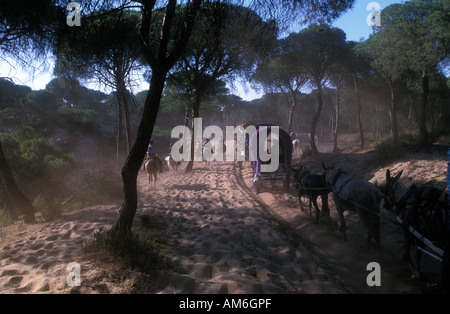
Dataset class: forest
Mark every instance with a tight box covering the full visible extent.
[0,1,449,230]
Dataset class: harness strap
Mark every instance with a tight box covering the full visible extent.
[333,176,354,196]
[330,169,343,186]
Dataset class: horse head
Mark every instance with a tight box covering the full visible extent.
[321,162,338,185]
[381,169,404,211]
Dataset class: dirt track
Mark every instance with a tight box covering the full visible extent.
[0,140,445,293]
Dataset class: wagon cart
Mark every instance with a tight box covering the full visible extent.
[248,124,293,194]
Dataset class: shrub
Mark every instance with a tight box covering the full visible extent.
[372,137,405,166]
[84,229,163,274]
[0,206,13,226]
[33,195,62,221]
[67,109,99,131]
[436,133,450,145]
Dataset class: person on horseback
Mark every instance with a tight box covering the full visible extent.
[147,140,159,158]
[144,139,163,172]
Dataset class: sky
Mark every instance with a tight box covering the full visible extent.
[0,0,404,100]
[224,0,405,100]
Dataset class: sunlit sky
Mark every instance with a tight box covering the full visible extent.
[0,0,404,100]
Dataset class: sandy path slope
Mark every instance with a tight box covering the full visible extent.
[0,205,119,293]
[137,161,352,293]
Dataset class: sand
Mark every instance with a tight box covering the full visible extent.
[0,140,447,294]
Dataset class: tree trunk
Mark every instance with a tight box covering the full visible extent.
[419,70,430,143]
[388,78,399,146]
[116,101,124,164]
[185,90,202,172]
[112,67,167,232]
[288,104,295,133]
[0,142,35,223]
[309,83,322,154]
[288,92,297,133]
[332,86,340,153]
[117,74,133,153]
[112,0,200,232]
[353,73,364,149]
[374,94,380,139]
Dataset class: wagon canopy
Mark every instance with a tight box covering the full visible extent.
[248,123,293,175]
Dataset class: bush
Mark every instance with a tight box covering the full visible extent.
[436,133,450,145]
[372,137,405,166]
[33,195,62,221]
[0,206,13,226]
[84,229,163,274]
[67,109,99,131]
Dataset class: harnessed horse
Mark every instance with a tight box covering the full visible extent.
[381,169,448,279]
[292,166,330,224]
[323,163,381,250]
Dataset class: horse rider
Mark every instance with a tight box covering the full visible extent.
[144,139,163,171]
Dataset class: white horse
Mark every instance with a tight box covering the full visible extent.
[165,155,180,173]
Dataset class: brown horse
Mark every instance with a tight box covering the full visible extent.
[144,157,163,189]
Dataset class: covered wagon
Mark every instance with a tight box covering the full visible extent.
[248,123,293,193]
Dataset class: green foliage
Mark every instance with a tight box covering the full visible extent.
[0,78,31,110]
[372,137,405,167]
[32,194,62,221]
[152,125,172,138]
[22,90,58,110]
[0,206,14,226]
[20,138,59,159]
[67,109,99,130]
[0,128,77,211]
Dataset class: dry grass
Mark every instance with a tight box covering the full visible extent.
[78,222,171,293]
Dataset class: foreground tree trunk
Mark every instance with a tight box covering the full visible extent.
[112,0,201,232]
[0,142,35,223]
[118,75,133,153]
[112,68,167,232]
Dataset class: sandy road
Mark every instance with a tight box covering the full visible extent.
[0,158,433,293]
[139,159,429,294]
[137,161,355,293]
